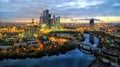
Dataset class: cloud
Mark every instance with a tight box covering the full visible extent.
[57,0,105,9]
[0,0,10,2]
[0,0,120,22]
[113,3,120,7]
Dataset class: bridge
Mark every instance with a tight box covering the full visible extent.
[70,41,120,60]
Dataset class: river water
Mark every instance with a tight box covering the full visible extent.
[0,34,99,67]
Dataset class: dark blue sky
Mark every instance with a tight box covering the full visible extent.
[0,0,120,21]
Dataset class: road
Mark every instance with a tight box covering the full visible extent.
[36,37,43,49]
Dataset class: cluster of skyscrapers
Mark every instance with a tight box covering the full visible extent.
[24,9,61,37]
[39,9,60,29]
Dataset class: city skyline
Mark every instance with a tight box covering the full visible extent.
[0,0,120,22]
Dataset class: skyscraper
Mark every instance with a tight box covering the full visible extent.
[24,19,37,37]
[43,9,49,24]
[39,9,60,29]
[89,18,94,27]
[89,18,94,44]
[53,15,56,24]
[40,13,44,24]
[56,16,61,28]
[48,14,52,28]
[29,19,37,36]
[56,16,60,23]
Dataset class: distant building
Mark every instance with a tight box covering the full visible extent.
[43,9,49,24]
[48,14,52,28]
[53,15,56,24]
[56,16,60,23]
[24,19,38,37]
[39,13,43,26]
[27,41,39,48]
[0,46,12,49]
[14,42,27,47]
[89,18,94,27]
[0,20,2,23]
[40,9,52,28]
[39,9,60,29]
[56,16,61,28]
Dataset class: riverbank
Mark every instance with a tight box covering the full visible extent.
[0,48,95,67]
[0,43,75,61]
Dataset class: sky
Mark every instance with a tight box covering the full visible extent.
[0,0,120,22]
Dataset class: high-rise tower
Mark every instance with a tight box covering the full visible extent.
[53,15,56,24]
[89,18,94,27]
[43,9,49,24]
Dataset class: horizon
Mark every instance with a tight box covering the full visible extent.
[1,16,120,23]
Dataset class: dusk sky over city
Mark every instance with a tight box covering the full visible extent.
[0,0,120,22]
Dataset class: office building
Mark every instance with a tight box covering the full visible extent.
[24,19,37,37]
[43,9,49,24]
[89,18,94,27]
[39,13,44,28]
[53,15,56,24]
[48,14,52,28]
[39,9,61,29]
[56,16,61,28]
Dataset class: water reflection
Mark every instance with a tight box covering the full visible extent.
[84,34,90,43]
[0,49,95,67]
[83,34,99,46]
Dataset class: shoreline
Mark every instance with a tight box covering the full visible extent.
[0,44,76,61]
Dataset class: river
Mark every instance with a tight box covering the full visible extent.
[0,34,99,67]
